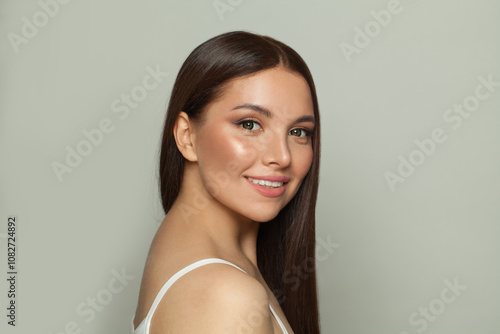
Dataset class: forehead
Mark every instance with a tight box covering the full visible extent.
[207,67,314,117]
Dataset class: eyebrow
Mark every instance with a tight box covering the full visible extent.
[231,103,272,118]
[231,103,315,125]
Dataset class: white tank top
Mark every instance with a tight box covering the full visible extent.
[131,258,289,334]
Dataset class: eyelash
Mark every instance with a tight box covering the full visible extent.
[234,119,313,138]
[235,119,262,132]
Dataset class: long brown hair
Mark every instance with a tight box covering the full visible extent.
[158,31,321,334]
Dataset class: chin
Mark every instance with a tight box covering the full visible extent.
[240,206,283,223]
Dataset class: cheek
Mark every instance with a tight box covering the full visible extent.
[196,128,256,180]
[292,145,314,179]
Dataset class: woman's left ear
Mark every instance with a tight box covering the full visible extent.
[173,111,198,162]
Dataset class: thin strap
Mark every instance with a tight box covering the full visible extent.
[269,304,289,334]
[136,257,289,334]
[141,258,247,333]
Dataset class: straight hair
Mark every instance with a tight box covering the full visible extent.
[158,31,321,334]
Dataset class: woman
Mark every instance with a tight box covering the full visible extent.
[132,31,321,334]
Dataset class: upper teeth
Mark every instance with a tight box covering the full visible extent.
[247,177,283,188]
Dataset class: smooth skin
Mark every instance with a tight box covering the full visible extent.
[133,66,315,333]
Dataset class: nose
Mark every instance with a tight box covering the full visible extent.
[261,133,291,168]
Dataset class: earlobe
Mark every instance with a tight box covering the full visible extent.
[173,111,198,162]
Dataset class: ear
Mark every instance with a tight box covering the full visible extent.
[173,111,198,162]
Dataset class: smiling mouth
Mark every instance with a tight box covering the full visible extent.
[245,177,285,188]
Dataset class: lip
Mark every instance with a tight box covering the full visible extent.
[245,175,290,183]
[244,176,289,198]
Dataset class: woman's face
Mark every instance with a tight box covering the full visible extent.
[192,67,315,222]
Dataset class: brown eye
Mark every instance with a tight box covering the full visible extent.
[290,128,305,137]
[242,121,254,130]
[237,120,261,131]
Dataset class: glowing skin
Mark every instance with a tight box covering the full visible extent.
[134,67,314,334]
[190,66,315,223]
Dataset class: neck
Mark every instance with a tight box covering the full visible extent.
[167,162,260,266]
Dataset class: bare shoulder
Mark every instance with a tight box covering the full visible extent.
[150,261,274,334]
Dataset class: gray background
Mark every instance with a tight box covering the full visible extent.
[1,0,499,333]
